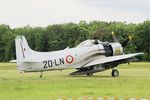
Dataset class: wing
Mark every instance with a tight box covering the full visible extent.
[84,52,143,67]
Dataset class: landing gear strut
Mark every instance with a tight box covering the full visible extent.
[86,73,93,77]
[39,72,43,78]
[111,69,119,77]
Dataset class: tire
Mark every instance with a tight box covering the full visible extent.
[111,69,119,77]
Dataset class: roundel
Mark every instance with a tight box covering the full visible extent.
[66,55,74,64]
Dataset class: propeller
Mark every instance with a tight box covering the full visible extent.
[112,32,132,47]
[121,35,132,47]
[112,32,119,42]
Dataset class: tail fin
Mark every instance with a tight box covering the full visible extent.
[15,36,32,70]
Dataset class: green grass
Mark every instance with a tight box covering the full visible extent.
[0,62,150,100]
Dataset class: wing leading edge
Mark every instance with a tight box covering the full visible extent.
[84,52,144,67]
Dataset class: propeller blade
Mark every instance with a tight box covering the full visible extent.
[112,32,119,42]
[121,36,132,47]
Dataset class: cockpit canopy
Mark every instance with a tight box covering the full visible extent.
[76,39,102,48]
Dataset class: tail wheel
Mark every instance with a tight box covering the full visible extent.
[39,72,43,78]
[111,69,119,77]
[87,73,93,77]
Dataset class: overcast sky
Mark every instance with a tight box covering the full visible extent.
[0,0,149,28]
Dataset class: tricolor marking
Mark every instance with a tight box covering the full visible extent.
[66,55,74,64]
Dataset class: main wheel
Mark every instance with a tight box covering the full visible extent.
[111,69,119,77]
[87,73,93,77]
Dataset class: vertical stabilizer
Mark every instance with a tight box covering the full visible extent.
[15,36,32,71]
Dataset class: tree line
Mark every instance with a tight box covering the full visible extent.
[0,20,150,62]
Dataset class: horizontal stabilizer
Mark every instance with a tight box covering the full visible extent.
[23,59,42,63]
[9,60,17,63]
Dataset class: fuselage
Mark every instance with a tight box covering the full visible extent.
[18,40,123,72]
[15,35,143,77]
[18,44,103,72]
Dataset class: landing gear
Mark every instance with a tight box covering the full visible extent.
[111,69,119,77]
[86,73,93,77]
[39,72,43,78]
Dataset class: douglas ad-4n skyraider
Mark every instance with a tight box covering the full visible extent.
[15,32,143,77]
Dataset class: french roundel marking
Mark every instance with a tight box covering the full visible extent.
[66,55,74,64]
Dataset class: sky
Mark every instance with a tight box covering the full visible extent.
[0,0,149,28]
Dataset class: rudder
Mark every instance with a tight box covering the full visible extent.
[15,35,32,71]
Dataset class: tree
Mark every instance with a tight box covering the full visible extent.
[0,20,149,62]
[134,20,150,61]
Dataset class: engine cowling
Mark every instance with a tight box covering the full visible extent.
[110,43,123,56]
[102,42,123,56]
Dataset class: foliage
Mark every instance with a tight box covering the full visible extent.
[0,20,150,61]
[134,21,150,61]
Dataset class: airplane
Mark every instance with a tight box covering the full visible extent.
[15,32,143,77]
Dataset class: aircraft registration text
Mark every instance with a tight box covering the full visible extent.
[43,58,64,68]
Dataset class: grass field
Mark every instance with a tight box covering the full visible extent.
[0,62,150,100]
